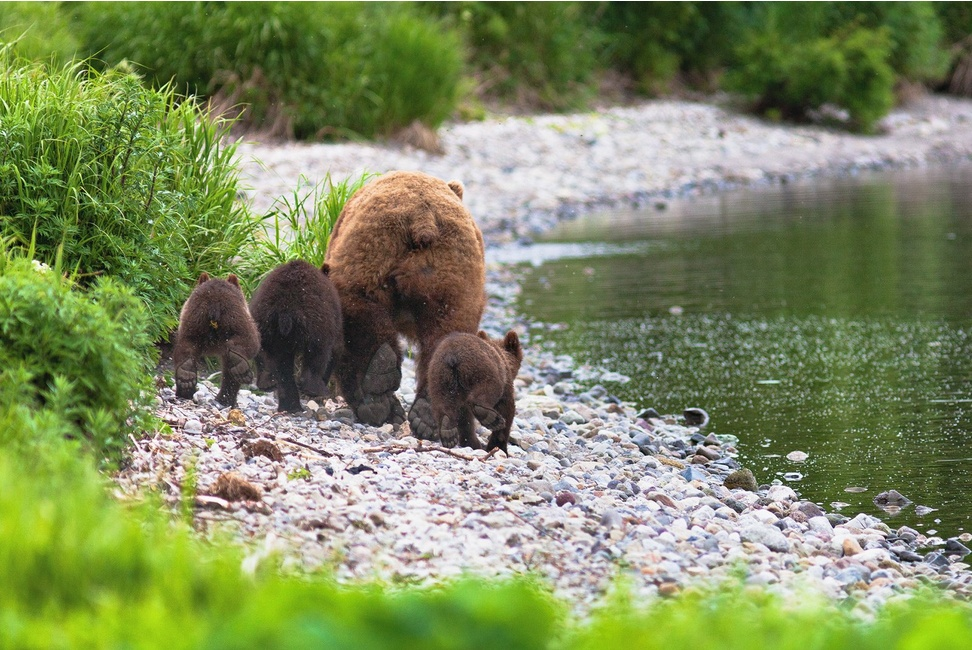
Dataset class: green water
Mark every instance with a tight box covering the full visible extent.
[514,166,972,536]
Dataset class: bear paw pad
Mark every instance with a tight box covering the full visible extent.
[408,396,437,441]
[225,350,254,384]
[472,404,506,432]
[175,359,197,399]
[439,415,459,448]
[357,392,404,427]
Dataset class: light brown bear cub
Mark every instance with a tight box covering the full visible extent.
[325,170,486,431]
[173,273,260,407]
[248,260,343,413]
[426,330,523,453]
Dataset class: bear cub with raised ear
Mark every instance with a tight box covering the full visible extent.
[248,260,343,412]
[173,272,260,407]
[426,330,523,453]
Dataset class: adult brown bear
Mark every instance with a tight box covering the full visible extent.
[248,260,343,412]
[325,171,486,431]
[426,330,523,453]
[172,273,260,408]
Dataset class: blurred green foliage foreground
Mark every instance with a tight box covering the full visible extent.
[2,2,971,136]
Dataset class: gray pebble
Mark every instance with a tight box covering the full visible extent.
[740,524,791,552]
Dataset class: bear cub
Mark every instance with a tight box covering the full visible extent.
[426,330,523,453]
[173,272,260,407]
[248,260,343,412]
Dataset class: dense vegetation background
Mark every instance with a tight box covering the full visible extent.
[1,2,971,137]
[3,2,972,646]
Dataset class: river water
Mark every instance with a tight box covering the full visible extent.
[510,165,972,536]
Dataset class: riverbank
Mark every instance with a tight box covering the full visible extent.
[117,95,972,613]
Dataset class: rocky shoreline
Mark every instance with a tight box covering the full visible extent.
[117,95,972,613]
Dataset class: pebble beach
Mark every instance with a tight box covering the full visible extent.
[117,94,972,614]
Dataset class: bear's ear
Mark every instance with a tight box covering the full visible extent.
[476,330,490,341]
[503,330,522,358]
[196,272,211,285]
[447,180,464,201]
[226,274,240,287]
[320,262,331,275]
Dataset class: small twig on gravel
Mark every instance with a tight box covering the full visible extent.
[196,494,231,509]
[277,435,340,458]
[361,442,482,461]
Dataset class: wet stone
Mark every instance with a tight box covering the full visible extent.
[637,407,661,420]
[946,539,972,557]
[723,469,758,492]
[683,408,710,427]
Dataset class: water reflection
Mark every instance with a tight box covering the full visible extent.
[514,165,972,535]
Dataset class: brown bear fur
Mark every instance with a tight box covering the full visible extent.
[248,260,343,412]
[325,170,486,429]
[426,330,523,453]
[172,273,260,407]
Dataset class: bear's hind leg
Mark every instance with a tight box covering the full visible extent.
[458,407,482,449]
[358,342,405,426]
[298,349,328,398]
[484,391,516,455]
[274,350,302,412]
[408,321,463,442]
[215,338,255,407]
[172,340,198,400]
[336,297,404,426]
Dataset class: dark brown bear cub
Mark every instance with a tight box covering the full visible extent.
[248,260,343,412]
[173,273,260,408]
[427,330,523,453]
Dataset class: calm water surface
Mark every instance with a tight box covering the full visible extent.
[511,166,972,536]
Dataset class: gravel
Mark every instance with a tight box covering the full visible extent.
[116,94,972,614]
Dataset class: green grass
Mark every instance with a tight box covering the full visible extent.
[239,171,374,291]
[0,51,262,341]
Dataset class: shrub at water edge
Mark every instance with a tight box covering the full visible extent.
[726,24,895,133]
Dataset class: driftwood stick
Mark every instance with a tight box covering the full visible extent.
[361,442,482,461]
[277,435,339,458]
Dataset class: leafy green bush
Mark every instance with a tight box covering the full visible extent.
[593,2,750,95]
[0,256,155,462]
[935,2,972,47]
[735,2,949,84]
[726,24,895,133]
[0,2,78,64]
[72,2,463,140]
[431,2,601,110]
[0,53,259,340]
